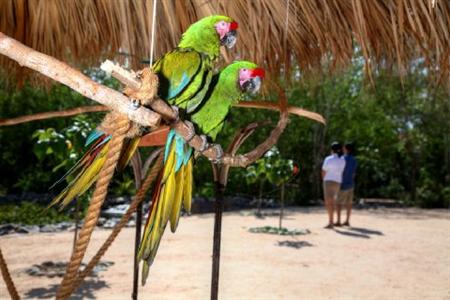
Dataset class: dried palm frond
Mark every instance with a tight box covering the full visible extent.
[0,0,448,86]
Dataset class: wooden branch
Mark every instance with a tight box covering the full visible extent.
[0,32,160,128]
[221,87,290,167]
[219,123,260,185]
[0,105,107,126]
[235,101,326,124]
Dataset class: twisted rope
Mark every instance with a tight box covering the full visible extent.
[72,151,164,289]
[0,248,20,300]
[56,115,130,300]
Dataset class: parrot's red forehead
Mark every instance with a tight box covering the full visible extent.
[251,68,265,78]
[230,21,238,31]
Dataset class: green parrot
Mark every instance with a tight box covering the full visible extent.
[138,60,265,284]
[48,15,238,208]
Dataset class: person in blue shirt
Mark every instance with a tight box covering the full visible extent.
[336,142,357,226]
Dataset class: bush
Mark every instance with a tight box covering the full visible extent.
[0,202,73,225]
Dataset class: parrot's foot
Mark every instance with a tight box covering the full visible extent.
[170,105,180,123]
[184,120,196,142]
[199,135,209,152]
[208,144,224,164]
[130,98,140,110]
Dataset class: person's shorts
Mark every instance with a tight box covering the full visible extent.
[337,188,354,205]
[323,181,340,200]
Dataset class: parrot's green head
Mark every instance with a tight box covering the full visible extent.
[178,15,238,58]
[222,61,265,96]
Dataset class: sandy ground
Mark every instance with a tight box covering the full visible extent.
[1,207,449,300]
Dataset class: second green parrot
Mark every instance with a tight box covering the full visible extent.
[138,60,265,283]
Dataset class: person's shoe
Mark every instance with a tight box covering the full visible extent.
[342,221,350,226]
[324,224,334,229]
[334,222,342,227]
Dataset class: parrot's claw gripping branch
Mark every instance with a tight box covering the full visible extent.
[170,105,180,123]
[184,121,196,143]
[199,135,209,152]
[209,144,224,164]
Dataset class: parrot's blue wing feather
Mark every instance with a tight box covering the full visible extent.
[164,130,176,162]
[152,50,202,103]
[174,134,185,172]
[85,130,104,147]
[93,135,111,150]
[168,72,190,99]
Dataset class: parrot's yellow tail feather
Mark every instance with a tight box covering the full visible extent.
[48,144,109,209]
[138,140,194,285]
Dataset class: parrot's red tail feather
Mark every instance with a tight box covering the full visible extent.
[144,168,164,228]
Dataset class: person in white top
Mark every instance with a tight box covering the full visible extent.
[322,142,346,229]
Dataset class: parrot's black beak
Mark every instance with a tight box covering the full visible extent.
[241,76,262,95]
[221,30,237,49]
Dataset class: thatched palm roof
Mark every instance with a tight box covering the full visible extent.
[0,0,449,85]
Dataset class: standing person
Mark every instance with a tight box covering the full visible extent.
[322,142,346,229]
[336,143,357,226]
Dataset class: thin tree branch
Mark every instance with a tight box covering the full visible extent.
[0,105,107,126]
[235,101,326,124]
[220,86,290,167]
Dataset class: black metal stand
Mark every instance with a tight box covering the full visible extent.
[132,201,143,300]
[210,181,225,300]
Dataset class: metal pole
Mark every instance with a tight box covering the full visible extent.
[130,152,143,300]
[132,201,143,300]
[211,177,225,300]
[279,183,285,230]
[73,197,79,254]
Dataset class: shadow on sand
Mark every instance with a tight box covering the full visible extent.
[24,279,109,299]
[334,226,384,239]
[277,240,314,249]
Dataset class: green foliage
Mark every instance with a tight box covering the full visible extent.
[246,147,293,192]
[0,56,448,208]
[0,80,103,193]
[0,202,72,225]
[32,115,96,174]
[248,226,310,235]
